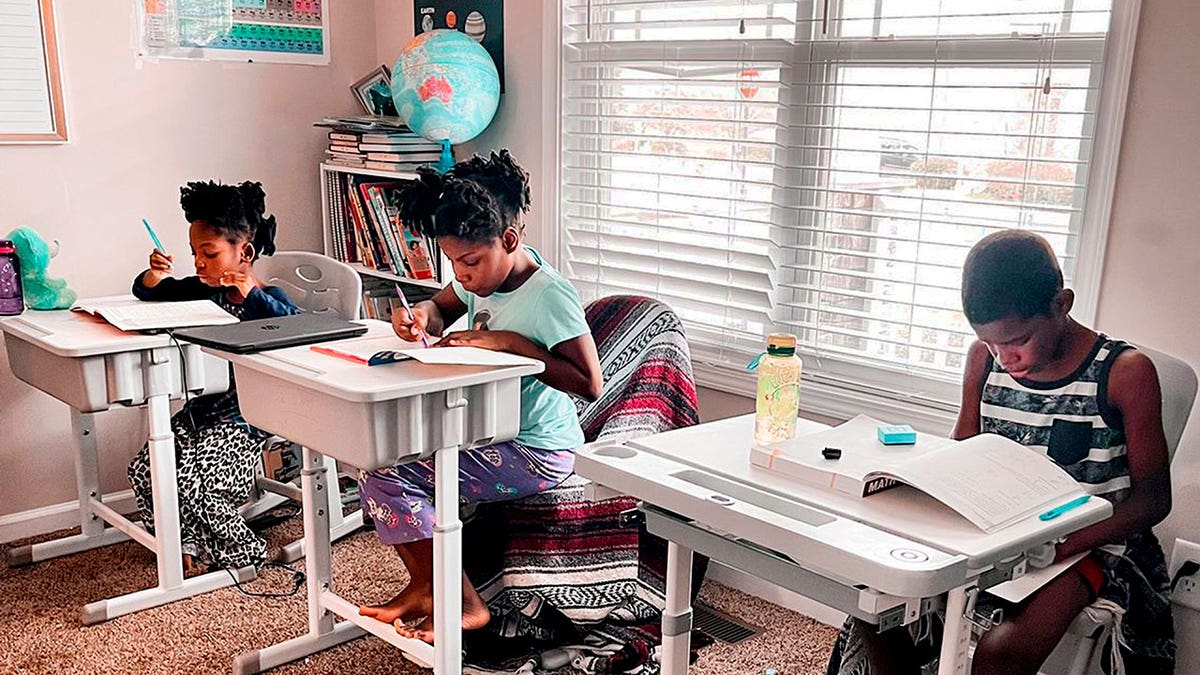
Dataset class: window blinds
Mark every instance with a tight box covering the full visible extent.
[562,0,1114,389]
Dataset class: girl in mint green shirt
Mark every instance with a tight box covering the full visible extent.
[357,150,603,645]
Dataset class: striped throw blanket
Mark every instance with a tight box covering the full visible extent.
[462,295,702,674]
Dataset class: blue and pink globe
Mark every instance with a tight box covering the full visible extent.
[391,29,500,146]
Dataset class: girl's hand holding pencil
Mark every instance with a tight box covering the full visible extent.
[391,297,432,346]
[143,248,175,288]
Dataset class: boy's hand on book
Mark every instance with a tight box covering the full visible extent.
[391,304,430,342]
[143,249,175,287]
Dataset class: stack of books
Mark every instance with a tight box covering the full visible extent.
[317,115,445,173]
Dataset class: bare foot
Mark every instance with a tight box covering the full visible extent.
[183,554,205,578]
[393,587,491,644]
[359,582,433,625]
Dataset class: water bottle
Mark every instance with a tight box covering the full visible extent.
[0,240,24,316]
[754,333,803,446]
[176,0,233,46]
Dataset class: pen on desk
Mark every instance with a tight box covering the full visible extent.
[395,283,430,348]
[142,218,166,253]
[1038,494,1091,521]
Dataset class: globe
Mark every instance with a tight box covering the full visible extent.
[391,29,500,147]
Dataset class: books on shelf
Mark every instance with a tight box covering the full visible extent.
[749,414,1089,533]
[322,166,442,284]
[72,297,238,333]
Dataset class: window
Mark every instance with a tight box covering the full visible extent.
[559,0,1133,415]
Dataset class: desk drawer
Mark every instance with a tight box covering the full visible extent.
[6,335,230,412]
[234,371,522,470]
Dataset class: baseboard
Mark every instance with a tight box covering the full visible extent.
[707,561,848,628]
[0,490,137,544]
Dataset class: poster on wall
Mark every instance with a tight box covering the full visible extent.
[139,0,330,66]
[414,0,504,92]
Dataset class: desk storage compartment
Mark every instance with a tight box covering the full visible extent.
[235,372,522,470]
[5,336,229,412]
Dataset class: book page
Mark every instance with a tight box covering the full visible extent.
[882,434,1083,532]
[72,298,237,332]
[399,346,533,367]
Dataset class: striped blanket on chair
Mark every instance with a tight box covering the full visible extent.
[462,295,702,674]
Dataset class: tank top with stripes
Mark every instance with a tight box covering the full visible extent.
[981,335,1133,508]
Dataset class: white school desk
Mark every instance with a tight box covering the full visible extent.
[576,417,1112,675]
[220,320,542,675]
[0,299,257,623]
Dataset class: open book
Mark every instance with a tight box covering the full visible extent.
[72,297,238,333]
[310,335,534,368]
[749,415,1088,533]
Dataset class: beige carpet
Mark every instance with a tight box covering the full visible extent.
[1,514,837,674]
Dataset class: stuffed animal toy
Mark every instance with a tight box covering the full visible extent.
[7,227,76,310]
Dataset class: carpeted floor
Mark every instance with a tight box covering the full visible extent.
[1,512,837,674]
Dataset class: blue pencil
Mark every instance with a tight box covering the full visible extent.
[142,218,166,252]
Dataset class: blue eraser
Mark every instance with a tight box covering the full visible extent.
[877,424,917,445]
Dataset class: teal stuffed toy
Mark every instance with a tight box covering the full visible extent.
[7,227,76,310]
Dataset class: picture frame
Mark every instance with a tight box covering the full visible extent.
[1,0,68,143]
[351,65,398,117]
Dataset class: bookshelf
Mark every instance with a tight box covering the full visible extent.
[319,162,447,317]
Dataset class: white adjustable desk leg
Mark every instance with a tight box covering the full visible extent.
[81,347,252,624]
[233,447,366,674]
[662,541,695,675]
[937,584,972,675]
[276,454,364,563]
[433,441,463,675]
[6,410,129,566]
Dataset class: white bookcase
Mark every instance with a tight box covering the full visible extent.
[319,163,448,320]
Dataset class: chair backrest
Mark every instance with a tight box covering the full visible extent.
[1138,346,1198,462]
[576,294,699,443]
[256,251,362,319]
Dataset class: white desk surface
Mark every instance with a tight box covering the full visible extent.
[628,416,1111,568]
[209,320,544,403]
[0,295,175,357]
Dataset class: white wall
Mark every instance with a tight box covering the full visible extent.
[0,2,380,519]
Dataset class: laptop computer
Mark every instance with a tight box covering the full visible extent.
[172,313,368,354]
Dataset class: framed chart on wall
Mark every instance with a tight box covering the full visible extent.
[138,0,330,66]
[0,0,68,143]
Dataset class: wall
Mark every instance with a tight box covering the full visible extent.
[0,2,380,521]
[1095,2,1200,671]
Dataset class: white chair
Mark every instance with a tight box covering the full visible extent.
[255,250,362,319]
[1058,346,1198,675]
[241,251,365,562]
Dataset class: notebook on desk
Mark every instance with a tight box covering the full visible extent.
[172,313,367,354]
[72,297,238,332]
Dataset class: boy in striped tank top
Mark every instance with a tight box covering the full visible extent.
[829,230,1174,675]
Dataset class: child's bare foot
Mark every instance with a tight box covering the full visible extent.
[359,582,433,625]
[393,585,491,644]
[182,554,205,578]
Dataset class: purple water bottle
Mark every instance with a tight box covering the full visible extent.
[0,240,24,316]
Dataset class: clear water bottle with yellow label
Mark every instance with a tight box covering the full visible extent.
[753,333,802,446]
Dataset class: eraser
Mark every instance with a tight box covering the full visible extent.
[822,446,842,460]
[877,424,917,445]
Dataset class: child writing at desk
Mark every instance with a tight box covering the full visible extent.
[829,230,1174,675]
[127,180,300,573]
[356,150,604,643]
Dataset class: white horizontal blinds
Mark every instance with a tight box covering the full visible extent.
[780,0,1112,380]
[562,0,1113,383]
[563,1,800,359]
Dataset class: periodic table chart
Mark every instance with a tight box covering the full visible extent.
[140,0,330,65]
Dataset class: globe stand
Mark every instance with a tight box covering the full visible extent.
[435,139,454,174]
